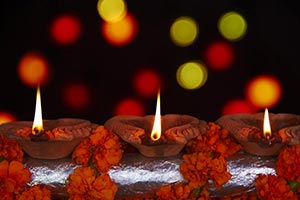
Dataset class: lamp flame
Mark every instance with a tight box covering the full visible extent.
[263,108,271,139]
[32,86,44,135]
[150,90,161,141]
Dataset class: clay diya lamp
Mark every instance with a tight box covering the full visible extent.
[104,91,207,157]
[0,86,95,159]
[216,108,300,156]
[104,114,207,157]
[0,118,95,159]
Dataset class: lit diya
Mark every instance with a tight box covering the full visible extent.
[0,86,95,159]
[216,109,300,156]
[104,90,207,157]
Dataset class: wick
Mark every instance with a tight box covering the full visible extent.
[32,127,44,136]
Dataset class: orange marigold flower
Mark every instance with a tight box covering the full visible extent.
[16,184,51,200]
[66,166,117,200]
[185,122,242,158]
[276,145,300,182]
[180,152,231,189]
[72,139,92,166]
[66,166,96,196]
[72,126,124,174]
[0,160,31,199]
[0,134,24,162]
[156,182,210,200]
[254,174,297,200]
[89,173,118,200]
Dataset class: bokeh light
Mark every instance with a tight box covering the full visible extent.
[222,99,256,115]
[97,0,127,22]
[18,52,50,87]
[170,16,198,47]
[245,75,282,109]
[176,61,208,90]
[0,111,16,124]
[204,41,234,71]
[218,11,247,41]
[133,69,162,98]
[62,82,92,111]
[50,14,81,45]
[114,98,145,116]
[101,13,138,46]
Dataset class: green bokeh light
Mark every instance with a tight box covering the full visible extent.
[170,16,198,47]
[176,61,208,90]
[218,11,247,41]
[97,0,127,22]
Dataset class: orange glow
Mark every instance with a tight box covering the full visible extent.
[62,82,91,111]
[245,75,282,109]
[205,41,234,71]
[263,108,272,139]
[32,86,43,135]
[101,13,138,46]
[114,98,145,116]
[18,52,50,87]
[0,112,16,124]
[150,90,161,141]
[222,99,256,115]
[133,69,162,98]
[50,14,81,45]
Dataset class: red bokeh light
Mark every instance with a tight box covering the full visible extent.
[204,41,234,71]
[18,52,50,87]
[114,98,145,116]
[62,82,91,110]
[222,99,257,115]
[101,13,138,46]
[133,69,162,98]
[0,111,17,124]
[50,14,81,45]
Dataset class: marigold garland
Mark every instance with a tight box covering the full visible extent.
[254,174,297,200]
[67,126,123,200]
[16,184,51,200]
[0,134,51,200]
[72,125,124,173]
[0,134,24,162]
[66,166,117,200]
[276,144,300,182]
[185,122,242,158]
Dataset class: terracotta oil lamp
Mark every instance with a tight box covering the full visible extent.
[0,86,95,159]
[104,90,207,157]
[216,108,300,156]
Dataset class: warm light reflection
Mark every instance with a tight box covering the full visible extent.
[150,90,161,141]
[32,86,43,135]
[263,108,272,139]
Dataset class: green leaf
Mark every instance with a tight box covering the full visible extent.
[288,180,300,192]
[192,186,204,198]
[0,156,8,162]
[88,159,99,177]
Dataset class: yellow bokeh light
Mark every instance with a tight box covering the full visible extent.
[218,11,247,41]
[170,16,198,47]
[245,75,282,109]
[97,0,127,22]
[176,61,208,90]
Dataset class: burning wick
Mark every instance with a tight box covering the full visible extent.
[150,90,161,142]
[32,85,44,135]
[263,108,272,143]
